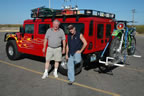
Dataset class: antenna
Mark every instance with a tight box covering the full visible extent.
[75,0,78,9]
[63,0,71,9]
[62,0,78,9]
[49,0,51,8]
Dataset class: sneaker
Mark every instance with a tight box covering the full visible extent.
[68,81,74,85]
[53,72,58,78]
[42,72,48,79]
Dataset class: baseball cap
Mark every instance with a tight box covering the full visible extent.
[68,24,75,30]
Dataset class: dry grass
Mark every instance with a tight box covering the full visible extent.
[135,25,144,34]
[0,24,22,28]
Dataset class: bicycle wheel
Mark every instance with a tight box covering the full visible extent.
[128,36,136,55]
[109,37,124,64]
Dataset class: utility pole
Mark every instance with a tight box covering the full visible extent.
[132,9,136,26]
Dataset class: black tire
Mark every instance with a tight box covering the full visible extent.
[6,40,21,60]
[109,37,123,64]
[128,36,136,55]
[58,56,83,76]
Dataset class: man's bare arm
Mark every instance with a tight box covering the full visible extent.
[43,39,47,53]
[77,34,87,53]
[62,40,66,54]
[66,43,69,59]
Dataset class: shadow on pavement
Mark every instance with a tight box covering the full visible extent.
[83,62,118,75]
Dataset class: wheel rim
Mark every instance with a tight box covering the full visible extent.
[8,46,14,56]
[60,56,83,71]
[60,58,68,69]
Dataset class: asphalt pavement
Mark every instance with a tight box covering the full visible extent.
[0,32,144,96]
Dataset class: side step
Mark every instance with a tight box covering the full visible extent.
[99,57,125,67]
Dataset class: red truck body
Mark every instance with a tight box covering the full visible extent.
[10,16,114,57]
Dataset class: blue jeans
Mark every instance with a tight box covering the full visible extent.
[67,53,82,82]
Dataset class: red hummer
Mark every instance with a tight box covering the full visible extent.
[4,7,115,75]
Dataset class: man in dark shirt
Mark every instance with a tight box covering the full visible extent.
[66,24,87,85]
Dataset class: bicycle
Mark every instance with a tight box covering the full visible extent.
[99,21,137,67]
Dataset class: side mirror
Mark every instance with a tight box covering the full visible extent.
[20,26,25,34]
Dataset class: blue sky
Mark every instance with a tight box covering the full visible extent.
[0,0,144,25]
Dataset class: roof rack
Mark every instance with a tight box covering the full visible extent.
[73,9,115,19]
[31,7,115,19]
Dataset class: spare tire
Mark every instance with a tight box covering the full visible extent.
[58,56,83,76]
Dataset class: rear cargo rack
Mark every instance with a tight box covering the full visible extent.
[31,7,115,20]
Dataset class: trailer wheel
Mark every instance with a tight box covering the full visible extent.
[58,56,83,76]
[6,40,21,60]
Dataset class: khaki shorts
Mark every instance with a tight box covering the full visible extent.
[46,47,62,62]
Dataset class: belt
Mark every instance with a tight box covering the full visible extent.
[48,46,61,49]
